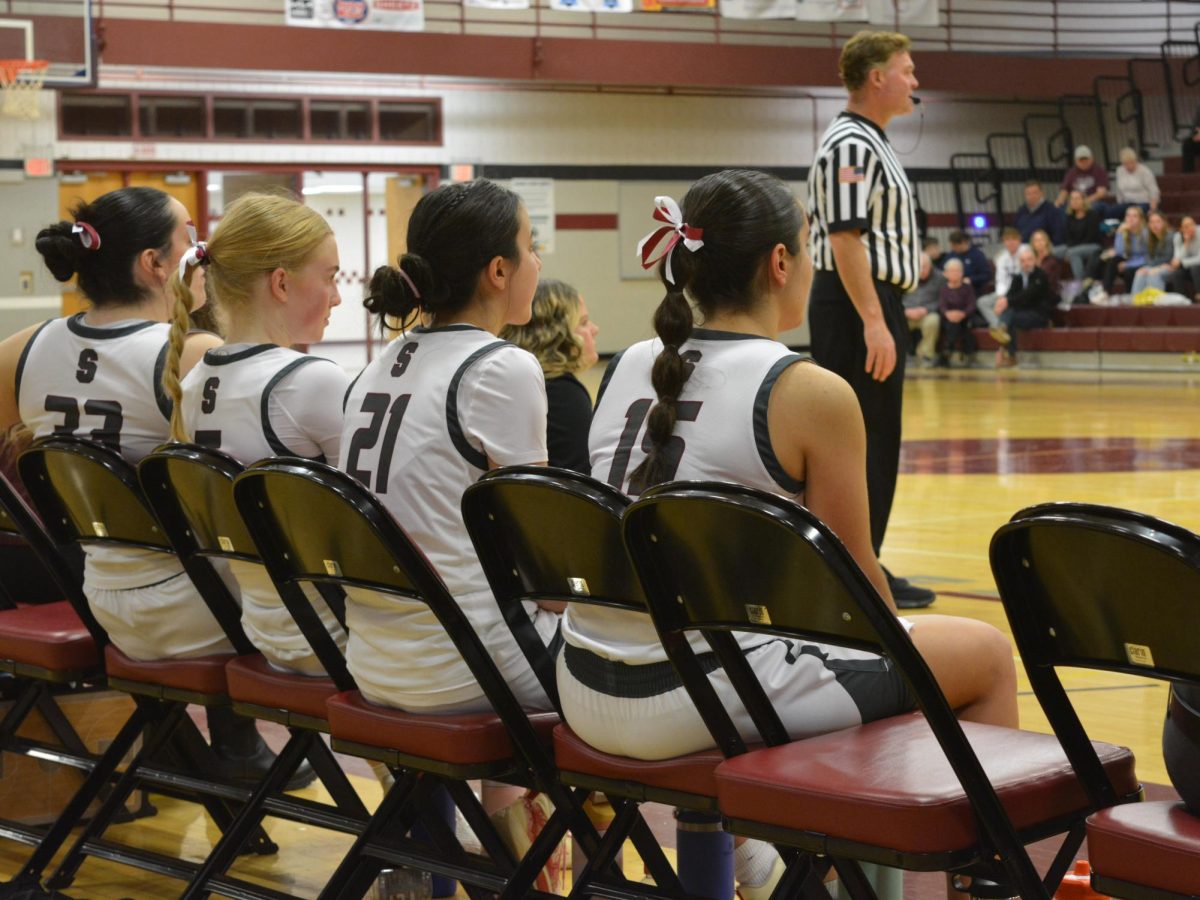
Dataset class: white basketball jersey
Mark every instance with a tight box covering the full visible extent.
[181,343,347,465]
[339,324,552,709]
[566,328,807,664]
[180,343,350,668]
[16,314,181,592]
[17,314,173,463]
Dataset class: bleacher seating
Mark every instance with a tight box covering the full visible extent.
[973,304,1200,354]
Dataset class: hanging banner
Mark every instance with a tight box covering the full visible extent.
[794,0,865,21]
[466,0,530,8]
[550,0,633,11]
[866,0,937,26]
[641,0,715,11]
[719,0,794,18]
[285,0,425,32]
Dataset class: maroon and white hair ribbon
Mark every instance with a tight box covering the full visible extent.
[635,196,704,285]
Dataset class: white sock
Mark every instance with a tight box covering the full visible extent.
[734,839,778,887]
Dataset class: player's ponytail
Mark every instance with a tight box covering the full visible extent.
[629,170,802,491]
[365,180,523,333]
[163,266,199,443]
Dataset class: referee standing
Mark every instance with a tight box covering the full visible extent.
[806,31,934,609]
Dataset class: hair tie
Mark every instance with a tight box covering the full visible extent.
[635,196,705,285]
[177,242,209,281]
[397,267,421,300]
[71,221,102,251]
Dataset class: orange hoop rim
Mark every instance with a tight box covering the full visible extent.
[0,59,49,83]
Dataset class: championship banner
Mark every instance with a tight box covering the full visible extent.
[719,0,795,19]
[794,0,865,21]
[286,0,425,31]
[549,0,633,11]
[465,0,530,9]
[866,0,937,26]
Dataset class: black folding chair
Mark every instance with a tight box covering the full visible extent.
[12,434,281,897]
[623,482,1140,900]
[992,502,1200,900]
[0,470,119,865]
[138,442,371,899]
[463,465,710,898]
[232,457,614,900]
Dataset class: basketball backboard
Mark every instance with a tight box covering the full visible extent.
[0,1,94,88]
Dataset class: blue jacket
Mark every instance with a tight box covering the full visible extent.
[950,245,992,294]
[1015,201,1066,245]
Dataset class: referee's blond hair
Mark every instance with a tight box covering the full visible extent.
[838,31,911,93]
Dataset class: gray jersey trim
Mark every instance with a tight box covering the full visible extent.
[260,356,328,462]
[446,340,511,471]
[593,349,626,411]
[753,354,807,495]
[152,342,173,421]
[65,313,158,340]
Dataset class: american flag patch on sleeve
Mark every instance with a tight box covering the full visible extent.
[839,165,866,184]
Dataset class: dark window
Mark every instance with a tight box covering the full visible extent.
[60,93,133,137]
[213,98,303,140]
[379,102,438,143]
[138,94,206,138]
[311,100,372,140]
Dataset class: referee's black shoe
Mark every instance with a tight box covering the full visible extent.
[883,567,936,609]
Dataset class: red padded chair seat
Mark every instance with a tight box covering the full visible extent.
[1087,801,1200,896]
[0,601,98,671]
[554,724,724,798]
[104,644,232,696]
[225,654,335,721]
[715,713,1138,855]
[326,690,559,766]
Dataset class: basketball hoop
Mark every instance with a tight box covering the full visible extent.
[0,59,49,120]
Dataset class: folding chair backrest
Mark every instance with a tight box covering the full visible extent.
[622,481,945,754]
[18,435,250,651]
[233,458,547,751]
[991,505,1200,683]
[462,465,641,712]
[20,436,173,552]
[140,443,348,672]
[0,468,105,645]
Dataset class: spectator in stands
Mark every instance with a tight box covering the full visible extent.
[1183,105,1200,174]
[1166,215,1200,300]
[922,235,945,269]
[1091,204,1149,302]
[903,252,943,366]
[977,227,1026,328]
[947,229,991,295]
[1055,145,1109,209]
[937,258,977,366]
[1015,180,1066,248]
[1064,189,1103,286]
[1029,228,1063,302]
[1129,210,1176,295]
[1112,147,1160,218]
[990,246,1054,367]
[501,278,600,474]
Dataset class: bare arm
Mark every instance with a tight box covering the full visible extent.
[770,363,895,612]
[0,323,47,433]
[828,230,895,382]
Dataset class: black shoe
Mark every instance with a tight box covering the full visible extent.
[207,706,317,791]
[210,741,318,792]
[883,568,936,609]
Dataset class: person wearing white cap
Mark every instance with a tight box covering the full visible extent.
[1055,144,1109,208]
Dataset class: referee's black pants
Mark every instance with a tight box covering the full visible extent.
[808,271,908,557]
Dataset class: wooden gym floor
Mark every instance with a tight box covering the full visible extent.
[1,364,1197,897]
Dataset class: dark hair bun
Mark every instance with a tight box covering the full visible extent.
[35,223,82,283]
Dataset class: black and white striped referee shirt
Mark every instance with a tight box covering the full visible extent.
[807,111,920,292]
